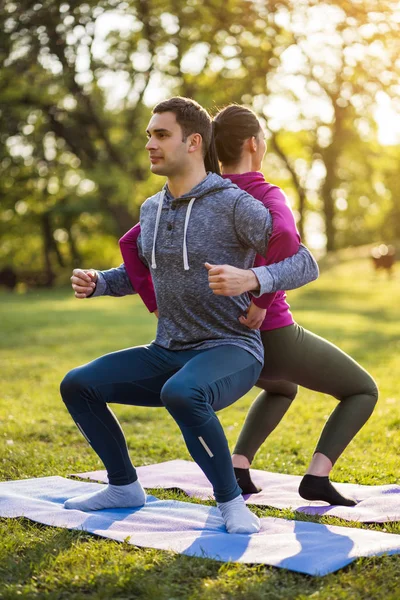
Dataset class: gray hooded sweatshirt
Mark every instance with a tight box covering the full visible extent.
[94,173,318,364]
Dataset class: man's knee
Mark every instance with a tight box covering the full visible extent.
[60,367,86,405]
[161,378,190,411]
[161,377,203,418]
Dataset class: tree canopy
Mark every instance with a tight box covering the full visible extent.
[1,0,399,282]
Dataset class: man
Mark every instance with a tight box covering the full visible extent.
[62,97,318,534]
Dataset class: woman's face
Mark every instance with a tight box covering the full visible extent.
[252,128,267,171]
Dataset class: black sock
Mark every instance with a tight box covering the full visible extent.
[299,474,357,507]
[234,467,261,495]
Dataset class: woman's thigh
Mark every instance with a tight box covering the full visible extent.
[260,324,375,399]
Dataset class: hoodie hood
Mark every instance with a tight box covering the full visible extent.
[165,172,237,202]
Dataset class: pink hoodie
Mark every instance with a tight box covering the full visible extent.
[119,172,300,331]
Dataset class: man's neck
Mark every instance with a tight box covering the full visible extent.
[167,165,208,198]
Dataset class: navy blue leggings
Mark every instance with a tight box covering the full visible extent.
[60,343,261,502]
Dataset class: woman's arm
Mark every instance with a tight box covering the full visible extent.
[119,223,158,313]
[252,192,301,309]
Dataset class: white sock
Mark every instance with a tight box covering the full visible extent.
[64,479,146,511]
[217,495,260,534]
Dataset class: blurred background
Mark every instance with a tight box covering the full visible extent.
[1,0,399,289]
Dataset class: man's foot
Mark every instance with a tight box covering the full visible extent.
[64,479,146,511]
[234,467,261,495]
[217,495,260,534]
[298,474,357,507]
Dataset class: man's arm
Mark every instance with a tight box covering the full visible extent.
[71,264,135,298]
[251,243,319,296]
[206,195,318,296]
[205,244,318,296]
[93,264,136,297]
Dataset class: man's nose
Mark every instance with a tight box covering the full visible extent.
[145,137,157,150]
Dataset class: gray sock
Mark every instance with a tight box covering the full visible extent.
[217,495,260,534]
[64,479,146,511]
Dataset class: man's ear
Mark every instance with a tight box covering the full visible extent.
[187,133,203,154]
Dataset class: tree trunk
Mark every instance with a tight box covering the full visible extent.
[269,131,306,238]
[321,186,336,252]
[98,195,137,238]
[41,213,55,286]
[64,216,82,267]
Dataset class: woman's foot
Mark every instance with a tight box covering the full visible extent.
[233,467,261,495]
[232,454,261,495]
[301,452,356,506]
[299,474,356,507]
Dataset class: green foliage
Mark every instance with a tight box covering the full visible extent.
[0,0,399,280]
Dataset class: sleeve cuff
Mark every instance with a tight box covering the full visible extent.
[250,266,274,296]
[91,272,107,297]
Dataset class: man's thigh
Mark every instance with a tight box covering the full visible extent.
[71,344,180,407]
[169,345,262,412]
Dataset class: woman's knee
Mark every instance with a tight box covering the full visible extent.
[366,377,379,408]
[340,373,379,412]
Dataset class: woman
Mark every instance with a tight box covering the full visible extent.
[120,105,378,506]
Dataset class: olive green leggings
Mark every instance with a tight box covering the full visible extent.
[233,323,378,464]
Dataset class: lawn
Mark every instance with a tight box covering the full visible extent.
[0,258,399,599]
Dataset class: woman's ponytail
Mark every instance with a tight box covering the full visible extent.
[204,122,221,175]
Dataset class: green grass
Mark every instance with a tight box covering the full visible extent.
[0,259,399,599]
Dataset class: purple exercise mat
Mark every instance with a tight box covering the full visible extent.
[1,475,400,576]
[73,459,400,523]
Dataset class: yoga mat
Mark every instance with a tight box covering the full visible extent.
[74,460,400,523]
[1,476,400,576]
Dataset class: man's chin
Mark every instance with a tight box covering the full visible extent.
[150,163,168,176]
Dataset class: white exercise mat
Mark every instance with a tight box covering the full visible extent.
[74,460,400,523]
[1,475,400,576]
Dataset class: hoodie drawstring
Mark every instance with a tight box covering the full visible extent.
[151,189,165,269]
[183,197,196,271]
[152,192,196,271]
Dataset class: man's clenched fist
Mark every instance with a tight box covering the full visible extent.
[205,262,260,296]
[71,269,98,298]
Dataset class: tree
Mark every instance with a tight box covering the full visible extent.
[1,0,399,282]
[260,0,400,250]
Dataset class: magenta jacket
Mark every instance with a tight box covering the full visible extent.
[119,172,300,331]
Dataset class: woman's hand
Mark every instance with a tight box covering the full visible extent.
[239,301,266,329]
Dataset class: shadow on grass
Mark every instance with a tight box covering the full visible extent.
[1,513,400,599]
